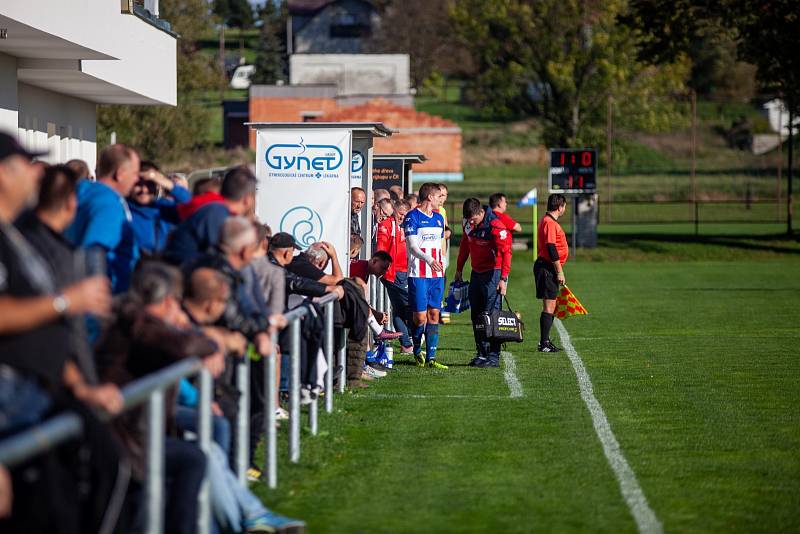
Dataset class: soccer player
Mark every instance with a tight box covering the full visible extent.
[436,184,453,324]
[403,183,448,369]
[455,198,513,368]
[489,192,523,233]
[535,194,568,352]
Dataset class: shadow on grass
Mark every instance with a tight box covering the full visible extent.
[598,233,800,256]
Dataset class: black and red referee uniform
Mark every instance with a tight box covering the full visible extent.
[534,213,568,300]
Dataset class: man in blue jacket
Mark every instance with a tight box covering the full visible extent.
[128,161,191,256]
[164,165,257,266]
[65,144,141,294]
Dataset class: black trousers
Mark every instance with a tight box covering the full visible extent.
[469,269,503,359]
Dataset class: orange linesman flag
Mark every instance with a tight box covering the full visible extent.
[556,285,588,319]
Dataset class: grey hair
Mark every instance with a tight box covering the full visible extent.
[305,243,329,265]
[131,262,182,305]
[220,216,257,254]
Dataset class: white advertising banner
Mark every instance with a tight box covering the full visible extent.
[255,128,352,274]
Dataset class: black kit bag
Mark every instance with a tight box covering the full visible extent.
[482,295,524,343]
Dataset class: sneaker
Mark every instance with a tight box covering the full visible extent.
[414,350,425,367]
[244,510,306,533]
[468,356,487,367]
[475,358,500,368]
[426,360,448,370]
[440,311,451,324]
[247,467,262,482]
[300,388,313,406]
[364,365,387,378]
[376,329,403,341]
[538,340,561,353]
[275,407,289,421]
[369,362,391,373]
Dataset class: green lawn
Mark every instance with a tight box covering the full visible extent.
[253,242,800,532]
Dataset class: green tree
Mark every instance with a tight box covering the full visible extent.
[251,0,287,84]
[97,0,217,162]
[213,0,254,29]
[451,0,689,147]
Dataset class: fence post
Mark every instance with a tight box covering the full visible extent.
[339,328,348,393]
[289,318,301,463]
[235,357,250,485]
[146,390,165,534]
[324,300,335,413]
[265,333,278,489]
[694,201,699,236]
[197,368,213,534]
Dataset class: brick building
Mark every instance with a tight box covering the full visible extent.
[248,95,462,182]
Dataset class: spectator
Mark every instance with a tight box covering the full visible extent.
[349,233,364,259]
[489,192,523,233]
[165,166,256,265]
[351,187,366,236]
[405,192,418,211]
[251,223,286,315]
[95,262,222,534]
[65,143,141,293]
[377,199,413,353]
[169,172,190,191]
[192,176,222,195]
[286,241,345,286]
[389,185,404,201]
[0,133,127,533]
[436,184,453,324]
[128,161,192,256]
[65,158,92,181]
[373,188,391,205]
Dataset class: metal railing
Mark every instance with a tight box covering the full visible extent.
[0,291,344,532]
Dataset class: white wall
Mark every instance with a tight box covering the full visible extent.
[17,83,97,170]
[0,53,18,135]
[290,54,410,96]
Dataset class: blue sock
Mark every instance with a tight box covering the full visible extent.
[412,323,425,355]
[425,323,440,361]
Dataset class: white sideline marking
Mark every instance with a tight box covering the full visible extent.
[364,393,506,400]
[555,320,663,534]
[501,351,524,398]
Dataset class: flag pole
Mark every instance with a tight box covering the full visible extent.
[532,188,538,263]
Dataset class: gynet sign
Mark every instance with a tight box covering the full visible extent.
[256,128,352,271]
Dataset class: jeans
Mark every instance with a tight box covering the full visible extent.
[381,271,412,348]
[469,269,503,359]
[208,442,267,533]
[175,405,232,460]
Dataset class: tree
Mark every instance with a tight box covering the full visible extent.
[624,0,800,234]
[450,0,689,147]
[213,0,254,29]
[97,0,217,162]
[251,0,287,84]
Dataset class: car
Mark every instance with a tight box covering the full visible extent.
[230,65,255,90]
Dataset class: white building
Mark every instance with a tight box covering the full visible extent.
[0,1,177,171]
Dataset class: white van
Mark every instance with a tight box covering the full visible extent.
[230,65,255,90]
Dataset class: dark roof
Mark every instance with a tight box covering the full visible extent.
[288,0,337,15]
[288,0,375,15]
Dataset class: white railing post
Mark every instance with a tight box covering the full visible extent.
[289,318,301,463]
[324,300,334,413]
[339,328,348,393]
[235,357,250,485]
[146,390,165,534]
[196,369,213,534]
[265,333,278,488]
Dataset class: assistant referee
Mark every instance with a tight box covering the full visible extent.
[534,194,568,352]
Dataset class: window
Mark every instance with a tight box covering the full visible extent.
[330,12,370,38]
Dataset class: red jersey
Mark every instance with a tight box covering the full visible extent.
[177,192,224,221]
[376,217,407,282]
[494,210,520,233]
[456,209,512,278]
[537,214,568,264]
[349,259,368,282]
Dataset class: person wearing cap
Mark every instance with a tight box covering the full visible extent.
[65,143,141,294]
[0,132,127,532]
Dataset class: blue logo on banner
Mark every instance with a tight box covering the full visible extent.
[280,206,324,248]
[351,151,364,174]
[265,137,343,172]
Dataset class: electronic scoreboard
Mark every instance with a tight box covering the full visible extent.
[548,148,597,194]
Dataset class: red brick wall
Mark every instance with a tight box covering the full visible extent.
[248,97,338,148]
[374,132,461,174]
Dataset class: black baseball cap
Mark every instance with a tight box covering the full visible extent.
[0,132,47,162]
[270,232,301,250]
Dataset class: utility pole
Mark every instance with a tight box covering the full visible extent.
[606,94,613,222]
[788,108,794,236]
[690,89,697,204]
[777,106,783,221]
[219,25,226,102]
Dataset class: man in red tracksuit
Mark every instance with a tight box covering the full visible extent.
[455,197,513,368]
[376,199,413,352]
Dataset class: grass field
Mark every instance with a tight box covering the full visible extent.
[252,238,800,532]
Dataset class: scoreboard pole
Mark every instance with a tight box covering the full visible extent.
[571,196,578,258]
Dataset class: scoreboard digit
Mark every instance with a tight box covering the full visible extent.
[548,148,597,194]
